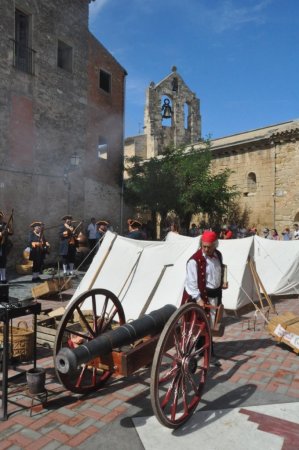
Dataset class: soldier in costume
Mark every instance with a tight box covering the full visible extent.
[28,221,50,282]
[96,220,109,242]
[0,211,13,283]
[182,230,228,366]
[59,215,77,276]
[126,219,144,240]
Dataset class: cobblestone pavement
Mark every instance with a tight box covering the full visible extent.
[0,271,299,449]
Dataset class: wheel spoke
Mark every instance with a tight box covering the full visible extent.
[102,306,120,332]
[161,369,181,410]
[75,365,87,388]
[170,372,182,420]
[97,296,109,332]
[91,293,98,335]
[75,306,96,337]
[158,362,179,384]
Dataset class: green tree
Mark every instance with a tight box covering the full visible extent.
[124,140,238,237]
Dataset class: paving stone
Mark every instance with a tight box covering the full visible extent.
[58,424,81,436]
[41,441,62,450]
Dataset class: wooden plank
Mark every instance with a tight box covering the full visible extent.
[121,335,159,376]
[37,325,57,336]
[48,307,65,318]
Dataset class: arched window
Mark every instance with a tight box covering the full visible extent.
[247,172,257,193]
[98,137,108,160]
[294,212,299,223]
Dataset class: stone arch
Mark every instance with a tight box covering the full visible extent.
[247,172,257,193]
[293,212,299,223]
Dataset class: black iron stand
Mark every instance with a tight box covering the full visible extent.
[26,389,48,417]
[0,302,41,420]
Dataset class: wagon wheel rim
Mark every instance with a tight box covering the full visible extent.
[150,303,211,428]
[54,288,126,394]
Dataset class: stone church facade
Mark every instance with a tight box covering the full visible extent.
[124,68,299,233]
[0,0,127,264]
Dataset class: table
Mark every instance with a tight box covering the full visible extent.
[0,301,41,420]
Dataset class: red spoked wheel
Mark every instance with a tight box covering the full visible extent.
[150,303,211,428]
[54,288,125,394]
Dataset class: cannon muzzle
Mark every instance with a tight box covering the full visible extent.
[56,304,176,375]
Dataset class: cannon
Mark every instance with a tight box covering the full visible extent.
[54,288,214,428]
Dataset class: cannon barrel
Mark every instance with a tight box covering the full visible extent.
[56,304,177,375]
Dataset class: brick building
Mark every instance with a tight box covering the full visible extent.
[0,0,127,265]
[125,68,299,233]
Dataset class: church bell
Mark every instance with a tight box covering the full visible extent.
[161,99,172,119]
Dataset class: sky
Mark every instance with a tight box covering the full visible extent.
[89,0,299,140]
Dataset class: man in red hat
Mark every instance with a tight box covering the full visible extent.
[182,230,228,365]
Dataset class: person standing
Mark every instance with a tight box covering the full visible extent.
[189,223,199,237]
[29,221,50,282]
[0,211,13,284]
[293,223,299,240]
[126,219,144,240]
[282,227,291,241]
[59,215,77,276]
[271,229,280,240]
[86,217,98,251]
[96,220,109,242]
[262,228,272,239]
[182,230,228,366]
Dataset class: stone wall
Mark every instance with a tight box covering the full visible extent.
[0,0,126,266]
[209,124,299,233]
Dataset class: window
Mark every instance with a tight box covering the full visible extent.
[14,9,34,74]
[99,69,111,93]
[57,40,73,72]
[184,102,189,129]
[247,172,257,193]
[98,137,108,160]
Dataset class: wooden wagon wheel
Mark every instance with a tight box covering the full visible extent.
[54,288,125,394]
[150,302,211,428]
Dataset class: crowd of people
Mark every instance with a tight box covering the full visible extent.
[1,206,299,285]
[187,223,299,241]
[0,212,156,283]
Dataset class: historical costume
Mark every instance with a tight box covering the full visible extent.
[126,219,144,240]
[28,221,50,282]
[96,220,109,242]
[59,215,77,276]
[0,211,13,283]
[182,230,228,365]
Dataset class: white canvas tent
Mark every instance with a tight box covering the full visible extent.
[254,236,299,296]
[70,231,299,316]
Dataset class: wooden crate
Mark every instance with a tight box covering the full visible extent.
[36,316,67,349]
[32,278,72,299]
[267,312,299,354]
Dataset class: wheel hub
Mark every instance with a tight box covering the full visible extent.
[183,356,197,374]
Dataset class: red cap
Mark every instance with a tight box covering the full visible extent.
[202,231,218,243]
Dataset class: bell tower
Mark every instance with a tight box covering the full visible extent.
[144,67,201,157]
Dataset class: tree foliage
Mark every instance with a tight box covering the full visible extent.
[124,141,239,233]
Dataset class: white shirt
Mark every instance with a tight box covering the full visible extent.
[293,229,299,240]
[184,253,222,299]
[87,223,98,239]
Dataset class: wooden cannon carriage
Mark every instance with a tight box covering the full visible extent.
[54,288,224,428]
